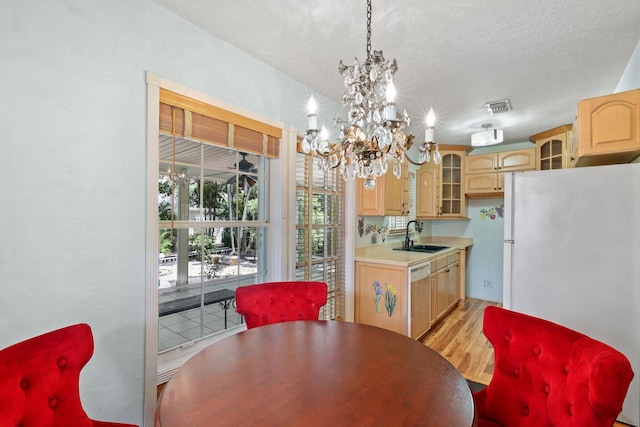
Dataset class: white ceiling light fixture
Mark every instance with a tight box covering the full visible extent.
[471,123,504,146]
[301,0,437,190]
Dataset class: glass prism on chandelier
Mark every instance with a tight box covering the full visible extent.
[301,0,440,189]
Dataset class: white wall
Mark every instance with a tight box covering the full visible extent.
[431,198,505,302]
[0,1,340,424]
[616,39,640,92]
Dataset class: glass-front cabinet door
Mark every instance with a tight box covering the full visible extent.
[530,124,572,170]
[417,146,467,219]
[539,138,565,170]
[439,150,467,218]
[440,151,463,216]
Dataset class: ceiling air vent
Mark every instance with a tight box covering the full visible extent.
[485,99,512,115]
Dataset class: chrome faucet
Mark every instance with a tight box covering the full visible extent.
[404,220,423,249]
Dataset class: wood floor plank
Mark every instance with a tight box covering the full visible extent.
[421,298,499,385]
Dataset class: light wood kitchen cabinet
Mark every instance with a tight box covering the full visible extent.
[465,172,505,194]
[465,148,536,174]
[355,245,468,338]
[430,252,460,324]
[430,268,446,324]
[416,161,438,217]
[465,148,535,197]
[355,262,408,336]
[357,162,409,216]
[575,88,640,166]
[417,146,467,219]
[530,124,573,170]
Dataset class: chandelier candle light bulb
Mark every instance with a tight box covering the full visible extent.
[384,80,397,121]
[415,107,441,164]
[307,96,318,130]
[425,107,435,142]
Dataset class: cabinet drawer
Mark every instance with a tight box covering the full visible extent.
[447,252,459,265]
[432,255,449,272]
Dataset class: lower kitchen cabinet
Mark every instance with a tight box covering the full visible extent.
[355,251,462,339]
[430,252,460,324]
[355,262,409,336]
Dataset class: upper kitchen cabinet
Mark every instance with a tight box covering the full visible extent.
[465,148,536,174]
[530,124,573,170]
[417,146,467,219]
[357,161,409,216]
[465,148,535,197]
[575,88,640,166]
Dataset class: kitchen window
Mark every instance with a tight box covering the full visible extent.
[387,171,416,233]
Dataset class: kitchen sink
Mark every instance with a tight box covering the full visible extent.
[393,244,450,253]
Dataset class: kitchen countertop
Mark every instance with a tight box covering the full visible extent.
[355,236,473,267]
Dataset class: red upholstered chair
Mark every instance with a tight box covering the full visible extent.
[0,323,137,427]
[235,281,328,329]
[473,306,634,427]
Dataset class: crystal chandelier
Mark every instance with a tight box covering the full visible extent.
[302,0,425,190]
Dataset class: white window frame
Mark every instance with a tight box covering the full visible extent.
[144,73,286,425]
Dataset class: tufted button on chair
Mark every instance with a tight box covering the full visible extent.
[473,306,634,427]
[0,323,138,427]
[235,281,328,329]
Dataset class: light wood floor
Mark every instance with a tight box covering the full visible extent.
[420,297,499,385]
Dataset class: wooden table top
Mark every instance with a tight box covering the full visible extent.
[156,320,477,427]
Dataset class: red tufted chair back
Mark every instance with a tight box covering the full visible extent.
[473,306,634,427]
[235,281,328,329]
[0,323,137,427]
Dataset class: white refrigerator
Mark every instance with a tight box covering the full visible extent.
[503,162,640,426]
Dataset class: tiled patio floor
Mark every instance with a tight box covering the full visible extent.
[159,302,244,351]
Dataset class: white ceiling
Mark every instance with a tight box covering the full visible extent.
[152,0,640,147]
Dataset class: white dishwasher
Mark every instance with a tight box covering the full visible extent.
[409,261,432,339]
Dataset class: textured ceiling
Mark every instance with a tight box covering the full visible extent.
[152,0,640,147]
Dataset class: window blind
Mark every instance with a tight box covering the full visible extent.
[388,171,416,232]
[159,88,280,158]
[295,144,345,320]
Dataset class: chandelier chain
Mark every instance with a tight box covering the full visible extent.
[366,0,372,58]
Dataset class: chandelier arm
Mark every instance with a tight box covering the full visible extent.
[311,142,342,158]
[404,152,427,166]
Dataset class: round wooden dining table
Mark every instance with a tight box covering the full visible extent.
[155,320,477,427]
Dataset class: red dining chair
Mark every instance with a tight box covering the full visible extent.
[473,306,634,427]
[235,281,328,329]
[0,323,137,427]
